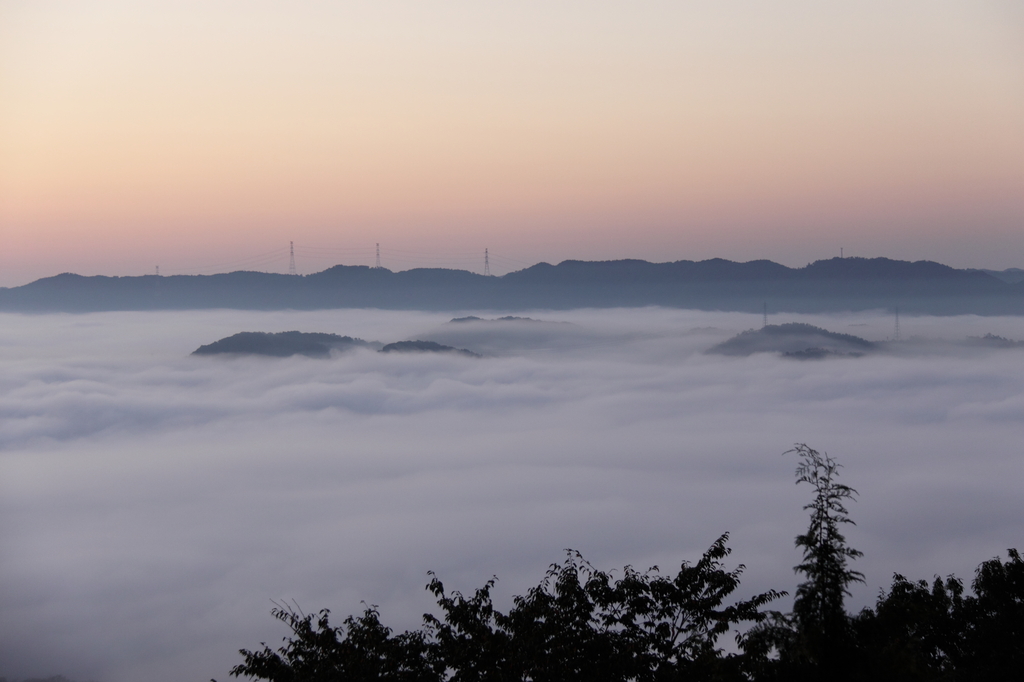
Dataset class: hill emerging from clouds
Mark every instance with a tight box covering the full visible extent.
[192,332,482,358]
[379,340,481,357]
[192,331,376,358]
[3,257,1023,315]
[707,323,876,359]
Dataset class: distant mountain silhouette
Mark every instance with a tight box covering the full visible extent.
[448,315,541,323]
[968,268,1024,284]
[379,340,481,357]
[964,333,1024,349]
[193,331,374,358]
[707,323,875,359]
[3,257,1021,315]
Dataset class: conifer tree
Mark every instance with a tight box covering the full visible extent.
[788,444,863,675]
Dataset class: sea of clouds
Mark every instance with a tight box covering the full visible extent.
[2,307,1023,682]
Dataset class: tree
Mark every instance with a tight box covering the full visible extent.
[958,548,1024,679]
[488,533,782,681]
[743,445,864,680]
[227,604,441,682]
[788,444,864,675]
[852,548,1024,681]
[225,536,782,682]
[853,573,966,681]
[223,440,1023,681]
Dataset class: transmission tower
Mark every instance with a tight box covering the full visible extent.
[289,241,297,275]
[375,243,381,269]
[894,306,900,341]
[484,248,491,276]
[155,265,160,276]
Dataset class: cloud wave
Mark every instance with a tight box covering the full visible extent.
[1,308,1023,682]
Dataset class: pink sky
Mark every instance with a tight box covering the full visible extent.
[2,1,1022,285]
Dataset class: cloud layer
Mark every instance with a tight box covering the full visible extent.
[2,308,1023,681]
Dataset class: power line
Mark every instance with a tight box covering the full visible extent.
[159,242,538,277]
[372,245,485,257]
[293,246,377,255]
[166,247,290,274]
[486,253,534,266]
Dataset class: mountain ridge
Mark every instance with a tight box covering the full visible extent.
[2,257,1021,315]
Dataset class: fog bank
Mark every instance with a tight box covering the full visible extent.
[1,308,1022,682]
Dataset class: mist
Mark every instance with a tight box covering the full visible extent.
[2,307,1022,682]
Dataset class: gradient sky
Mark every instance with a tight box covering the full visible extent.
[2,1,1023,285]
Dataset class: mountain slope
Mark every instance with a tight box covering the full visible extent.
[1,257,1019,314]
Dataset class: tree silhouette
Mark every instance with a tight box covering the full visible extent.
[852,548,1024,681]
[740,445,864,680]
[227,604,440,682]
[853,573,966,681]
[225,536,782,682]
[788,444,864,675]
[959,548,1024,678]
[224,444,1024,682]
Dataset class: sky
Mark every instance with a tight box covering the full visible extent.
[2,307,1024,682]
[1,1,1023,285]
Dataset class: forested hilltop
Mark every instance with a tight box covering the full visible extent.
[221,446,1022,682]
[3,257,1024,314]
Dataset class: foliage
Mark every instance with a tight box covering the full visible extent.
[787,443,863,673]
[788,444,863,623]
[226,445,1024,682]
[852,548,1024,681]
[226,536,782,682]
[853,574,966,681]
[957,548,1024,679]
[740,444,864,680]
[227,603,439,682]
[422,534,783,682]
